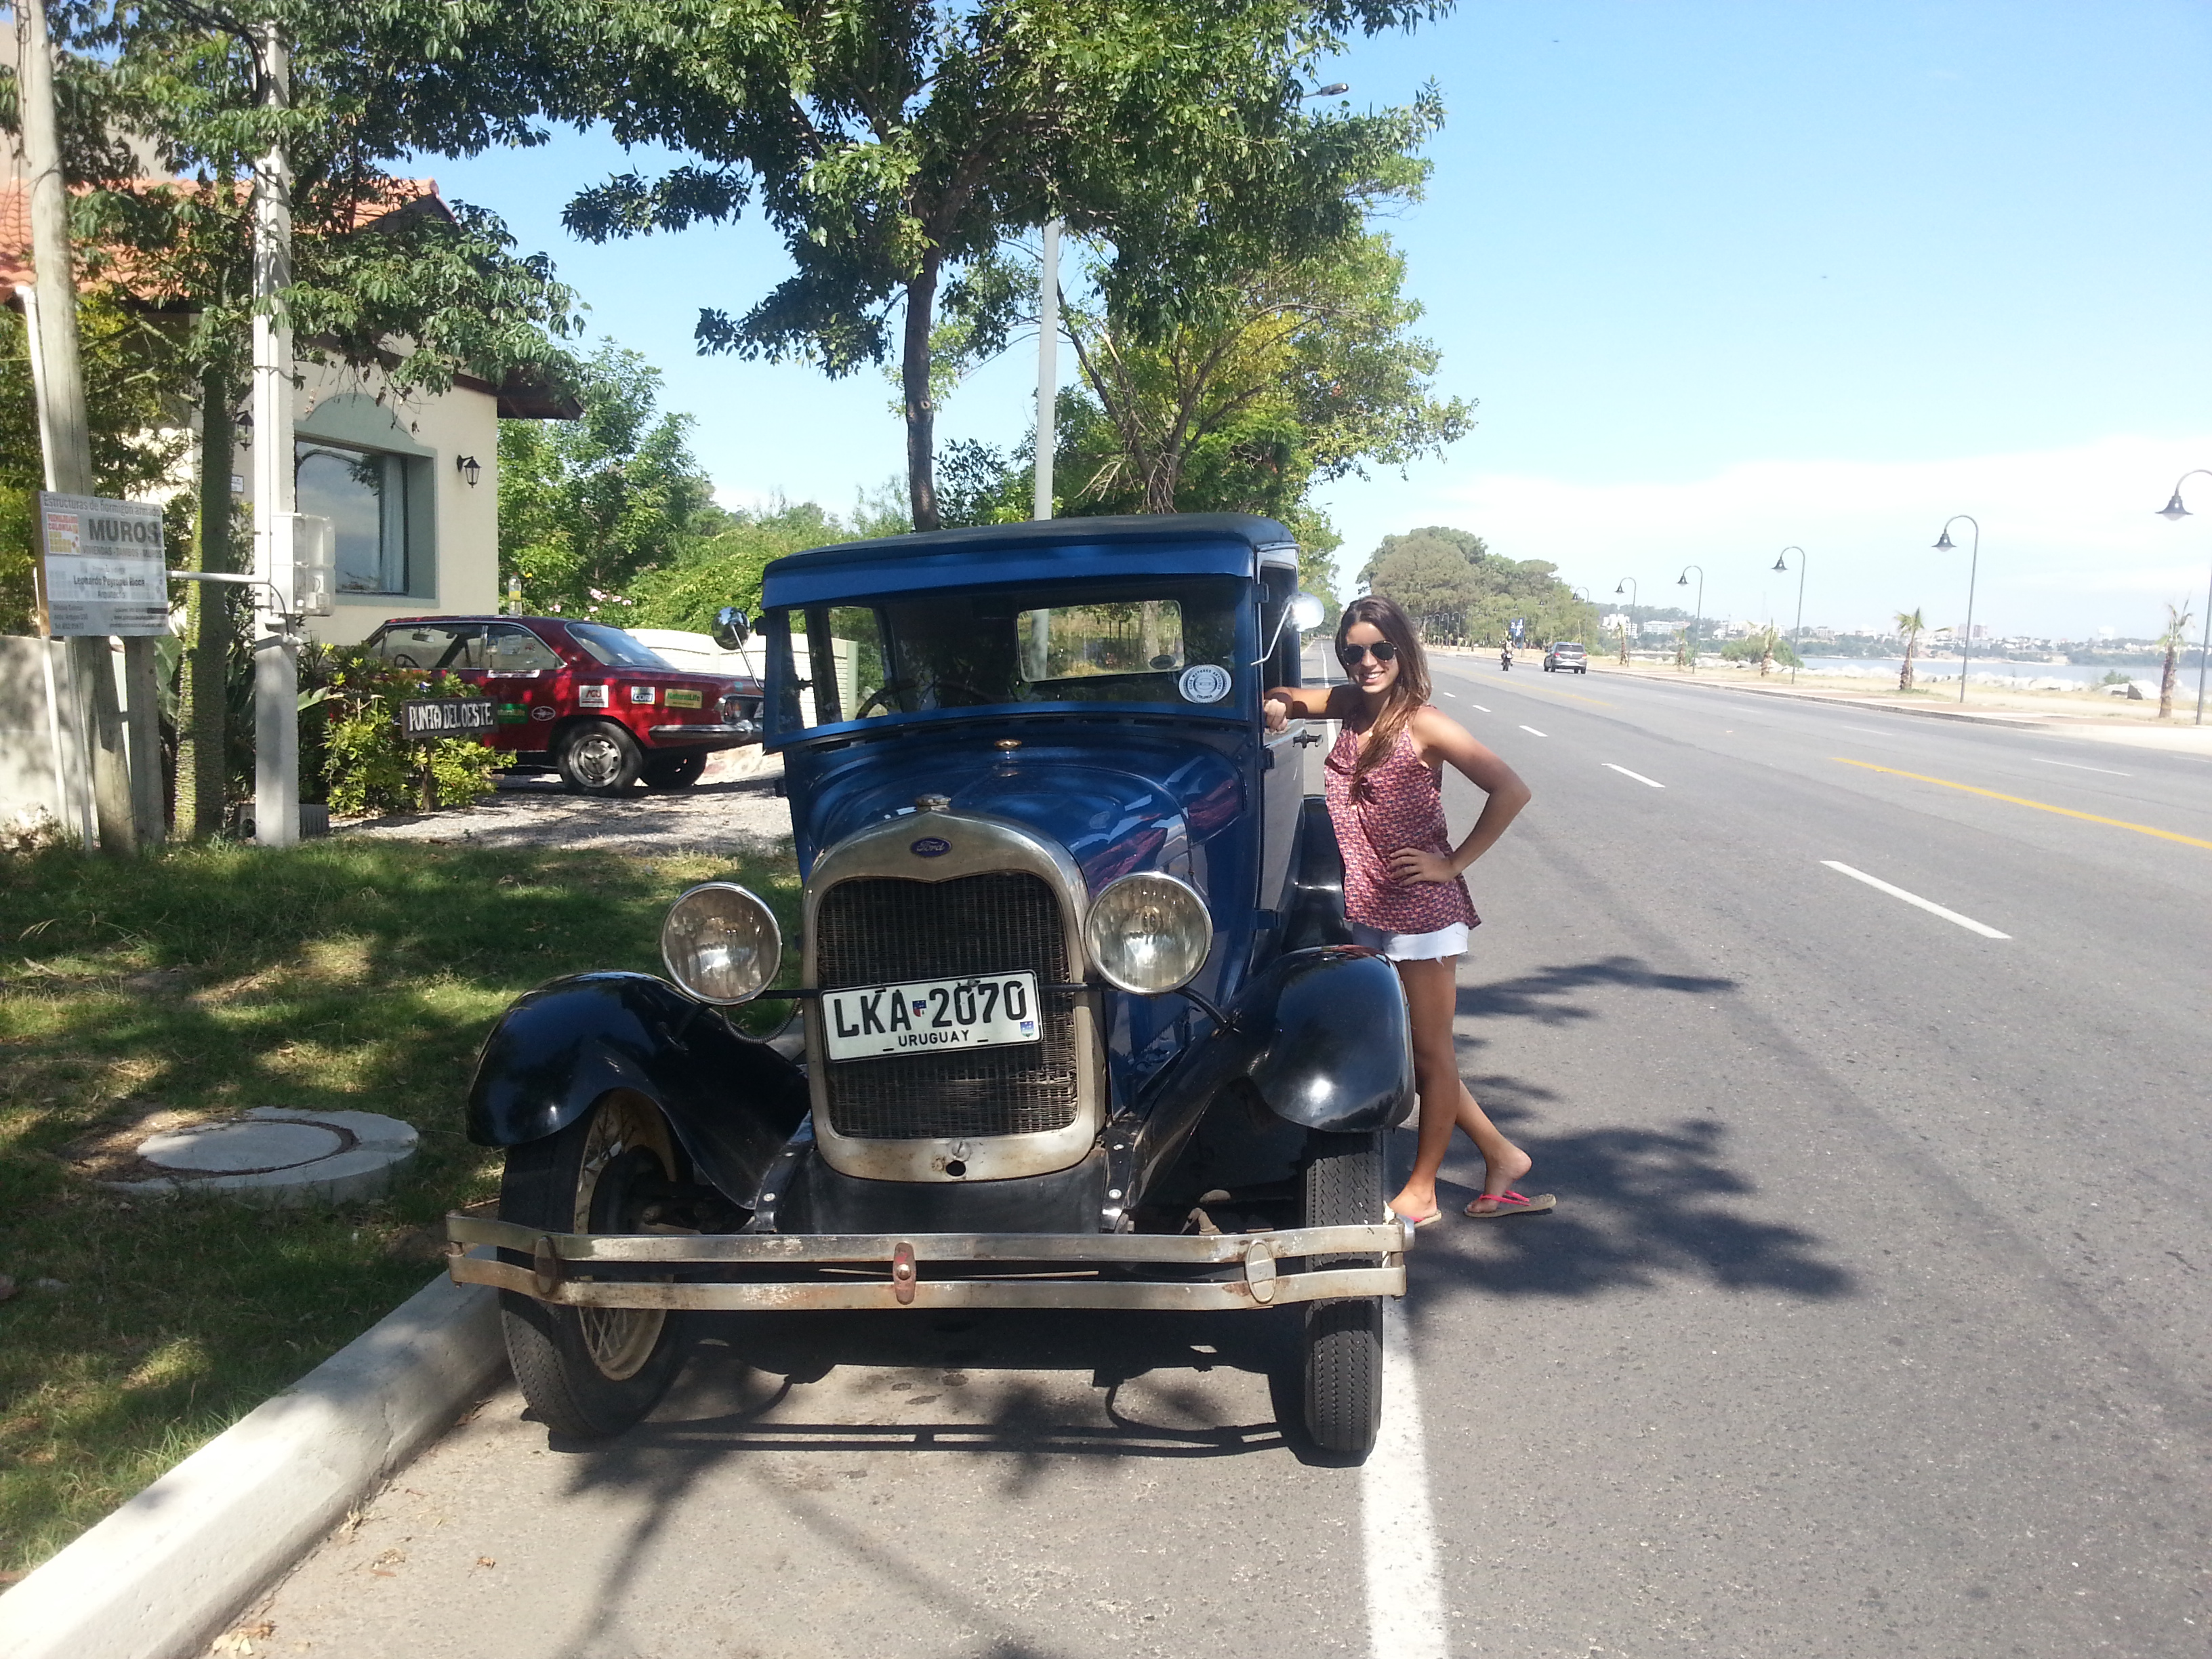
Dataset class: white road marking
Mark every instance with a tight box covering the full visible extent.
[1470,703,1492,713]
[2032,757,2130,777]
[1365,1296,1448,1659]
[1603,763,1666,788]
[1440,691,1457,699]
[1820,861,2010,939]
[1519,724,1546,737]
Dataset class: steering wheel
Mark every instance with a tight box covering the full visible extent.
[851,682,907,720]
[925,679,996,708]
[389,653,421,668]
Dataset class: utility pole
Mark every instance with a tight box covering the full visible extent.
[1031,220,1060,521]
[250,18,299,846]
[18,0,147,853]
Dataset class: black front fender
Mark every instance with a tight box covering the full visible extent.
[1240,947,1414,1132]
[467,972,809,1206]
[1132,947,1412,1197]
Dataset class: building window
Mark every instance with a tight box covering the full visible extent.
[297,440,409,594]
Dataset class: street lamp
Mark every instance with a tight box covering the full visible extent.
[2155,469,2212,726]
[1771,546,1807,684]
[1675,565,1703,671]
[1614,578,1638,665]
[1931,516,1980,705]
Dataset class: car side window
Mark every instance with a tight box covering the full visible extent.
[375,622,481,671]
[486,625,561,673]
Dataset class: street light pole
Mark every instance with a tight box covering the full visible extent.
[1771,546,1807,684]
[2155,470,2212,726]
[1931,516,1980,705]
[1675,565,1703,671]
[1031,218,1061,520]
[249,18,299,847]
[1613,578,1638,665]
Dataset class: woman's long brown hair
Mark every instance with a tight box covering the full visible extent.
[1336,594,1431,785]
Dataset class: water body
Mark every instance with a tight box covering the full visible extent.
[1796,656,2205,692]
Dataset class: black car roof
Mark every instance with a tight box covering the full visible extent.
[766,512,1294,571]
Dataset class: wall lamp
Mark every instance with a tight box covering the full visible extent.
[455,454,482,488]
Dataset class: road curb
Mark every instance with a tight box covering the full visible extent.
[0,1266,506,1659]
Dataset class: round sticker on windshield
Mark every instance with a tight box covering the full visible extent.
[1177,663,1231,703]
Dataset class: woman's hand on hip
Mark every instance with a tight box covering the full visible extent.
[1389,847,1458,884]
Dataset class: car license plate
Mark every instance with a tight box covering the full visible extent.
[823,972,1041,1061]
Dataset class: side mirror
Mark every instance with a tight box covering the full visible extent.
[1256,590,1330,665]
[713,606,751,650]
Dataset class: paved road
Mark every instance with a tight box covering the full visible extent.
[239,659,2212,1658]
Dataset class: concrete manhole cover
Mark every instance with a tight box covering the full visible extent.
[102,1108,419,1206]
[139,1120,349,1174]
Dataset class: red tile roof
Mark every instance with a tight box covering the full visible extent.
[1,176,447,294]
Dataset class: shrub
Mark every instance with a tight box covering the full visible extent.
[320,654,499,817]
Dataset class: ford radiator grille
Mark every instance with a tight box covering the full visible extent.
[813,872,1080,1139]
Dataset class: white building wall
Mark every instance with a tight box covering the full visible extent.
[232,358,501,647]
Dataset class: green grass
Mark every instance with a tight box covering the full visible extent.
[0,835,798,1575]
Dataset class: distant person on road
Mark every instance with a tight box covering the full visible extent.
[1264,596,1550,1225]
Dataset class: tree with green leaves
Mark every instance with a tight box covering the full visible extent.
[628,490,909,633]
[544,0,1452,530]
[1042,228,1469,518]
[2156,599,2194,720]
[1362,529,1483,635]
[7,0,581,834]
[498,343,716,619]
[1896,608,1927,691]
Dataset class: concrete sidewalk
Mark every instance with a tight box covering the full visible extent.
[1570,659,2212,754]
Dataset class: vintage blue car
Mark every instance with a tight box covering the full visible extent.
[445,513,1415,1456]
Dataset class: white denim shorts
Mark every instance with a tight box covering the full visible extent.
[1349,921,1469,962]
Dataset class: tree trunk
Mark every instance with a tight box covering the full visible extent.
[1899,636,1917,692]
[902,262,942,533]
[177,371,234,837]
[2160,644,2177,719]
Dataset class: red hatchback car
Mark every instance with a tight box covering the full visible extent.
[361,615,762,794]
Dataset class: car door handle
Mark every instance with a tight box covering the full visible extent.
[1292,730,1322,747]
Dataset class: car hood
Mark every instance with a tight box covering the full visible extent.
[787,726,1245,897]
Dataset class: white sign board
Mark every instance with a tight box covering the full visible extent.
[37,493,169,637]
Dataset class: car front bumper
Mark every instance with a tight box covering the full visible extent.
[445,1214,1410,1313]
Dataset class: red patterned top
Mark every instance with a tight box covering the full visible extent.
[1324,713,1480,934]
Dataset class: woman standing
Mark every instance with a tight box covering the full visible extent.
[1264,596,1547,1225]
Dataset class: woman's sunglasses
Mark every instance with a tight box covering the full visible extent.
[1336,640,1399,666]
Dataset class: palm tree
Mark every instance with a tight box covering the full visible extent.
[1896,608,1927,692]
[2157,600,2195,720]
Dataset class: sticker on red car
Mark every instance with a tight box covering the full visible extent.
[577,684,609,708]
[665,689,703,710]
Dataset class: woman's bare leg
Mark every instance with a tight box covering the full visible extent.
[1386,955,1531,1221]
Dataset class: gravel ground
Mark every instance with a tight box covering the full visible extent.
[333,747,793,855]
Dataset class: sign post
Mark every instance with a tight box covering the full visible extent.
[398,697,495,811]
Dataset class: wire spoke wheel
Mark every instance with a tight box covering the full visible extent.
[497,1093,686,1437]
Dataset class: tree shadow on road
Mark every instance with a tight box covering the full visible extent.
[1423,1095,1855,1303]
[1451,953,1740,1039]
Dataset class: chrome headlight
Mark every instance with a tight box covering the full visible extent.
[1082,872,1212,995]
[660,882,782,1004]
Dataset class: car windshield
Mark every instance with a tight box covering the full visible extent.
[767,579,1244,733]
[567,622,673,669]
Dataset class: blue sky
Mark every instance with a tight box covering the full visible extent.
[422,1,2212,640]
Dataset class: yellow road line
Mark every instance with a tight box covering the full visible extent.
[1832,758,2212,851]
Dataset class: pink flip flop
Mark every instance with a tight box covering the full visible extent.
[1391,1204,1443,1229]
[1465,1189,1556,1219]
